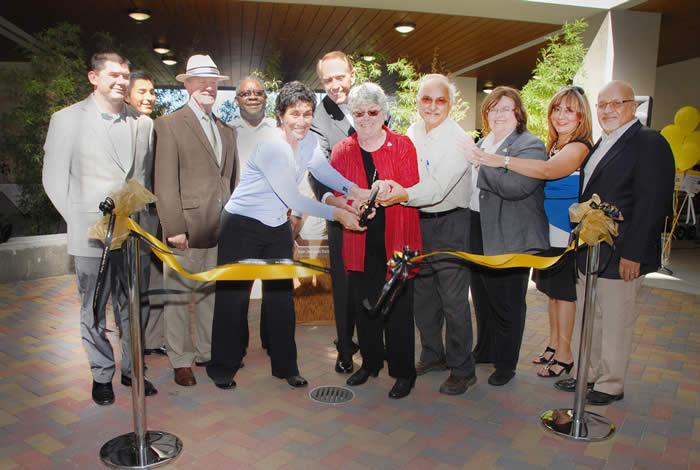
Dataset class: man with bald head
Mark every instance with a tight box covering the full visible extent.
[555,80,674,405]
[310,51,358,374]
[378,74,476,395]
[230,76,278,170]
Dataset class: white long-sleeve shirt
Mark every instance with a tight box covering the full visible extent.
[405,117,472,212]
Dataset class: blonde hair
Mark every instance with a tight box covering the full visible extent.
[316,51,353,79]
[546,86,593,153]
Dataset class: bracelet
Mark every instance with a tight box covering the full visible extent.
[504,156,510,169]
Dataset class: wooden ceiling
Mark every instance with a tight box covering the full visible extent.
[1,1,698,93]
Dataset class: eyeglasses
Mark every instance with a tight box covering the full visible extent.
[488,106,513,115]
[238,90,264,98]
[596,99,635,110]
[352,109,381,118]
[420,96,449,106]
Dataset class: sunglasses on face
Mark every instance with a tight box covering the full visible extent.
[352,109,381,118]
[420,96,449,106]
[238,90,265,98]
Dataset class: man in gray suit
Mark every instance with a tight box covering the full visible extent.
[154,55,237,387]
[309,51,358,374]
[42,51,158,406]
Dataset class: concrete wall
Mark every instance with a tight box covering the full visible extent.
[652,57,700,131]
[452,76,477,131]
[1,234,74,283]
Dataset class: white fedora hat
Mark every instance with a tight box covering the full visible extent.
[175,54,229,82]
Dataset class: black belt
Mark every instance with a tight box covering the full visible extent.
[419,207,462,219]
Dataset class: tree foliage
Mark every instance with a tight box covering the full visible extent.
[520,20,588,141]
[0,23,91,234]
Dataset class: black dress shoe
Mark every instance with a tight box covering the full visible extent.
[554,378,594,393]
[487,369,515,386]
[92,381,115,406]
[286,375,308,388]
[214,380,237,390]
[121,375,158,396]
[335,356,354,374]
[389,376,416,399]
[587,390,624,405]
[333,339,360,355]
[346,368,379,386]
[144,347,167,356]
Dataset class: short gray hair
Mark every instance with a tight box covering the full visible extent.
[348,82,389,117]
[417,74,456,104]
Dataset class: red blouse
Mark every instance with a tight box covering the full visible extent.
[330,126,422,275]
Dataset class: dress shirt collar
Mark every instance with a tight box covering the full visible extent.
[600,118,638,145]
[188,98,214,122]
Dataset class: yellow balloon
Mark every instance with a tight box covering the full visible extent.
[685,130,700,147]
[661,124,685,155]
[676,141,700,172]
[674,106,700,134]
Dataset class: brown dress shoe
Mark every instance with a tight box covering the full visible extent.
[415,360,447,376]
[439,374,477,395]
[174,367,196,386]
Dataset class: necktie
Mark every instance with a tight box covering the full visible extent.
[204,114,220,164]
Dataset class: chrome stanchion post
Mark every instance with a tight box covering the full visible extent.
[540,243,615,442]
[100,233,183,469]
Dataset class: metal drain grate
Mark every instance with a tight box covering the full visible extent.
[308,385,355,404]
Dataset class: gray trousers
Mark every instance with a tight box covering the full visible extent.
[75,253,148,383]
[414,208,475,378]
[143,252,164,349]
[163,245,216,368]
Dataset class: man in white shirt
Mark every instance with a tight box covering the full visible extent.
[378,74,477,395]
[229,76,279,170]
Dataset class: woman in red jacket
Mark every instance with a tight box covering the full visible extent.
[330,82,422,399]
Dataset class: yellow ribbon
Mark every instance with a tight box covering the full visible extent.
[90,185,617,280]
[127,218,327,281]
[413,243,576,270]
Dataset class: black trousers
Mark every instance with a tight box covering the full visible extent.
[469,210,529,371]
[348,269,416,379]
[207,213,299,383]
[327,220,355,360]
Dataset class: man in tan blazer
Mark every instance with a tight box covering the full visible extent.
[42,51,158,406]
[154,55,238,387]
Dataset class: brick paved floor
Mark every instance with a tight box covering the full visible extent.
[0,274,699,469]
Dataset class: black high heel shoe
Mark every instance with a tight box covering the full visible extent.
[532,346,556,364]
[538,360,573,378]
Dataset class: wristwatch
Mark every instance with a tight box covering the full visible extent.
[504,156,510,169]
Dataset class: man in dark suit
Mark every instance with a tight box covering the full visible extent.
[309,51,358,374]
[154,55,238,387]
[555,80,675,405]
[42,51,158,405]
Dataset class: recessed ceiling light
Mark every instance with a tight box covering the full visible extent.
[362,55,376,62]
[394,22,416,34]
[482,88,493,94]
[153,43,170,54]
[128,8,152,21]
[162,54,177,66]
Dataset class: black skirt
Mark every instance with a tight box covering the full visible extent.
[532,249,577,302]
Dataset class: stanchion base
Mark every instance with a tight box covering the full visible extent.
[540,408,615,442]
[100,431,182,469]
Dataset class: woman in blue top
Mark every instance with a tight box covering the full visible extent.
[471,85,593,377]
[206,81,369,390]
